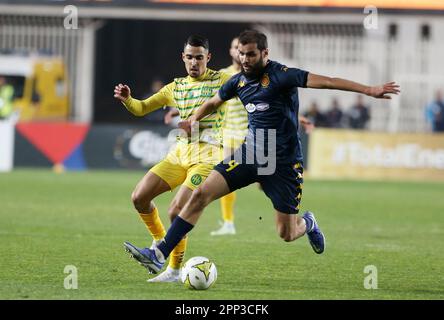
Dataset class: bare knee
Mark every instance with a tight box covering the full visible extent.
[190,187,210,210]
[131,190,152,213]
[168,201,181,222]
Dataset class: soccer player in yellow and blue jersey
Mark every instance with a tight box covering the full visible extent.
[114,35,231,282]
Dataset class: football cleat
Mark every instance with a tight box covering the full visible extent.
[124,241,164,274]
[303,211,326,254]
[210,221,236,236]
[147,266,181,283]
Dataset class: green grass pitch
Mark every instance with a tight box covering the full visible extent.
[0,169,443,299]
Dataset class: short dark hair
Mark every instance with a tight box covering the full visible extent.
[238,30,268,51]
[184,35,209,51]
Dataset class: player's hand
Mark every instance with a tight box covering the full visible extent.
[164,109,179,125]
[367,82,400,99]
[178,116,198,136]
[114,83,131,101]
[301,119,315,134]
[178,119,192,136]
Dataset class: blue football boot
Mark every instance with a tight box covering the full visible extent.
[123,241,164,274]
[302,211,325,254]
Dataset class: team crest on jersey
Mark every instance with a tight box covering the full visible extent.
[187,91,195,99]
[201,86,213,96]
[238,80,245,88]
[191,174,203,186]
[261,73,270,88]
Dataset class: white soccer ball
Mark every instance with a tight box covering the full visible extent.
[181,256,217,290]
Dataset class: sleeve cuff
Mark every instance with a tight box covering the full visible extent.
[302,72,309,88]
[218,89,229,101]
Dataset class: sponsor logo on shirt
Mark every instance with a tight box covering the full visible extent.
[245,103,269,113]
[256,103,270,111]
[245,103,256,113]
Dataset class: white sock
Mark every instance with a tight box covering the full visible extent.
[154,247,165,263]
[166,266,180,275]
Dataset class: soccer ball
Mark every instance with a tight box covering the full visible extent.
[181,256,217,290]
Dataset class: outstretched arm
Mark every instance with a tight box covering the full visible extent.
[192,93,225,122]
[306,73,400,99]
[114,83,170,116]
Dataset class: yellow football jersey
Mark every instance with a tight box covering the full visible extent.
[219,65,248,148]
[123,68,231,145]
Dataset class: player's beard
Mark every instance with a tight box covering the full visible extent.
[242,56,265,79]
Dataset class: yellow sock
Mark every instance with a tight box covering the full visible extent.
[220,192,236,223]
[169,237,188,269]
[139,207,166,241]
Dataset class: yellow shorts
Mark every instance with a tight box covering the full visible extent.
[150,142,223,191]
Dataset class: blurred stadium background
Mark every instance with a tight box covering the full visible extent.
[1,0,444,174]
[0,0,443,300]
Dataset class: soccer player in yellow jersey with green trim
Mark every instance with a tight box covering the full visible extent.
[211,37,248,236]
[114,35,231,282]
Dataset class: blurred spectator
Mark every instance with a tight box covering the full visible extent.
[304,101,327,127]
[141,79,169,122]
[0,76,14,120]
[326,98,344,128]
[425,90,444,132]
[145,79,164,97]
[348,95,370,129]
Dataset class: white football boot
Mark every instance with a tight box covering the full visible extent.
[147,266,181,283]
[210,221,236,236]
